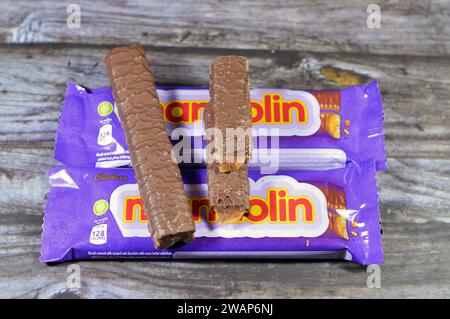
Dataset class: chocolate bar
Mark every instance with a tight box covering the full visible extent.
[205,56,252,222]
[207,165,250,223]
[105,45,195,248]
[205,56,252,171]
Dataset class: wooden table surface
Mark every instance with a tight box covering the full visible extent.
[1,0,449,299]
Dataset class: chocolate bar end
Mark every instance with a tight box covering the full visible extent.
[154,231,195,249]
[105,44,146,62]
[207,165,250,223]
[106,45,196,250]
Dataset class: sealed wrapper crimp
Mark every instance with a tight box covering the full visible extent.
[105,45,195,248]
[54,81,386,170]
[41,161,383,265]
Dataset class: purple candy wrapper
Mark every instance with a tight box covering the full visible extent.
[54,82,386,170]
[41,161,383,265]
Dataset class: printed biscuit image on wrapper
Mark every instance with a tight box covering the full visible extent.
[41,160,383,265]
[54,81,386,171]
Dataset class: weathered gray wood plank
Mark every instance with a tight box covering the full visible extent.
[2,227,449,299]
[2,212,450,299]
[0,0,449,56]
[0,45,449,158]
[0,141,449,298]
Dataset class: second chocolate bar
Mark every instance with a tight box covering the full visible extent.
[205,56,251,223]
[105,45,195,248]
[205,56,252,172]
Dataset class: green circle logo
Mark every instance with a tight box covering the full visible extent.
[93,199,109,216]
[97,101,113,116]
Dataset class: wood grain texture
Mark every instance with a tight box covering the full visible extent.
[0,0,449,299]
[0,0,449,56]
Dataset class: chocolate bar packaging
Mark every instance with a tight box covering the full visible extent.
[45,51,385,265]
[41,160,383,265]
[54,81,386,170]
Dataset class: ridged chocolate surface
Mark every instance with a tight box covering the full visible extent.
[205,56,252,167]
[205,56,252,222]
[105,45,195,248]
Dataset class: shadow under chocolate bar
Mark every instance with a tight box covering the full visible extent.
[105,45,195,248]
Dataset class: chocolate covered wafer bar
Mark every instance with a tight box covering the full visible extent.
[105,45,195,248]
[205,56,252,172]
[205,56,251,223]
